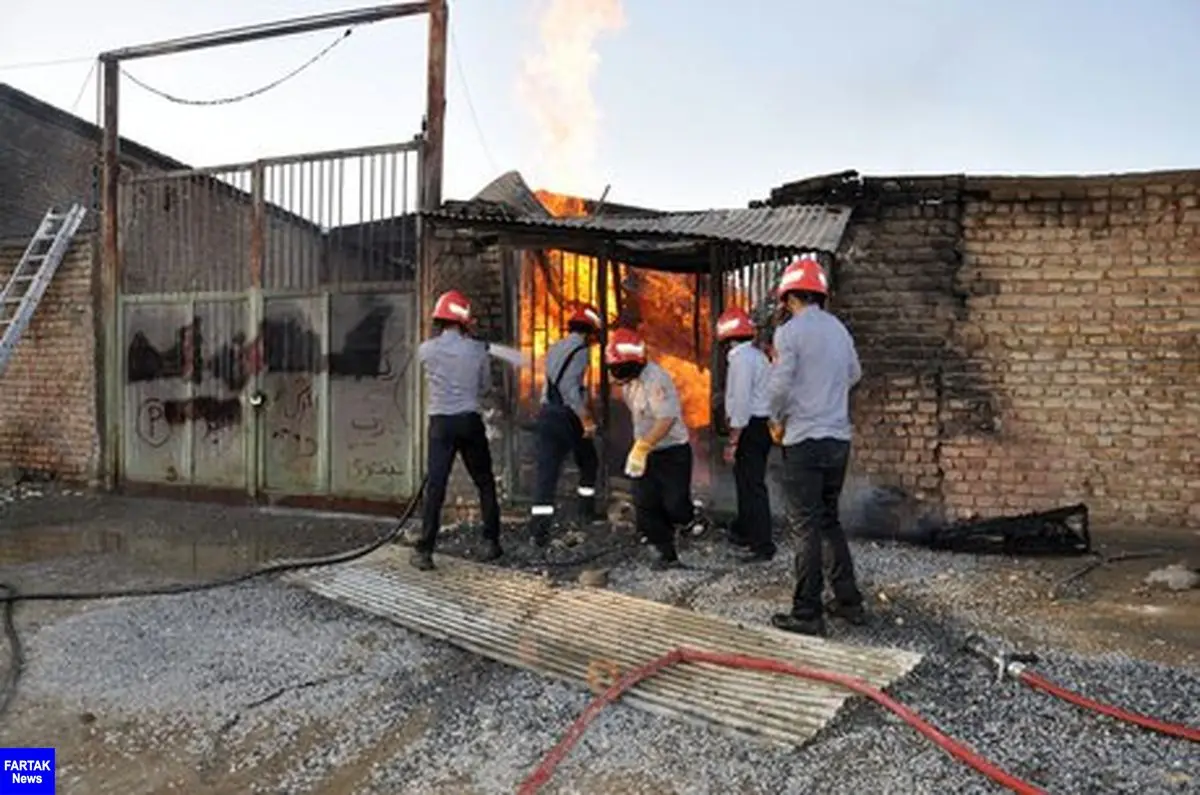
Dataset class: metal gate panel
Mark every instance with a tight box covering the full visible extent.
[259,295,325,494]
[123,300,193,485]
[113,140,423,503]
[327,291,417,500]
[189,297,251,489]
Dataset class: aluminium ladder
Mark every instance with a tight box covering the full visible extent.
[0,204,88,377]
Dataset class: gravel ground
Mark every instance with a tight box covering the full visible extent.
[0,490,1197,794]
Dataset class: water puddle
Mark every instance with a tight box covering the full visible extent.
[0,519,389,579]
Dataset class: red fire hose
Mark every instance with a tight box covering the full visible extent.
[518,647,1046,795]
[1019,670,1200,742]
[963,635,1200,744]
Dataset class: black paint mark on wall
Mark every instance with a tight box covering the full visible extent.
[329,305,393,379]
[262,316,320,373]
[126,303,394,386]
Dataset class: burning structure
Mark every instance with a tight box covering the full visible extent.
[422,171,852,507]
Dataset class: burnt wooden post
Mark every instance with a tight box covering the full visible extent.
[596,239,612,504]
[708,242,725,481]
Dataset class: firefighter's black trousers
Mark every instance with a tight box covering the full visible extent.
[632,442,694,555]
[782,437,863,619]
[531,404,598,524]
[732,417,775,555]
[417,412,500,554]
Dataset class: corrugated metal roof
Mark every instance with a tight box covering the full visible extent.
[286,550,923,749]
[427,202,851,254]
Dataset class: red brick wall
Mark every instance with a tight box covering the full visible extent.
[0,236,99,481]
[765,170,1200,531]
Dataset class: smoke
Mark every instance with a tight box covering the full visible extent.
[838,474,945,544]
[706,461,945,545]
[517,0,626,195]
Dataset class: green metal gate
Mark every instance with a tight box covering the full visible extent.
[114,140,423,503]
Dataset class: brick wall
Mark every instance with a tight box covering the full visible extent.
[764,169,1200,531]
[951,173,1200,528]
[423,225,512,516]
[0,237,99,480]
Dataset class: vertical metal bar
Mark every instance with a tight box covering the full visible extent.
[248,161,265,498]
[423,0,447,211]
[100,57,121,490]
[184,295,196,485]
[319,290,332,495]
[596,240,611,504]
[250,163,266,289]
[500,246,517,505]
[367,152,377,279]
[401,151,410,280]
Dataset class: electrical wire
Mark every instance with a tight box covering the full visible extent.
[0,474,428,721]
[69,60,97,117]
[121,27,355,107]
[0,55,95,72]
[519,647,1047,795]
[448,18,497,172]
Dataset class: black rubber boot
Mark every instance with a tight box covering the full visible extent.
[576,495,600,523]
[650,544,681,571]
[529,515,552,548]
[770,613,827,637]
[479,539,502,562]
[826,601,867,626]
[737,547,776,564]
[409,549,435,571]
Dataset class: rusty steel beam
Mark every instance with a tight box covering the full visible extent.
[99,58,121,489]
[98,3,430,62]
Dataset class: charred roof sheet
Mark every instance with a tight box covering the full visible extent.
[424,199,852,273]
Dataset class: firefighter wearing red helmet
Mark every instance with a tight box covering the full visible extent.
[715,306,776,563]
[604,328,694,570]
[410,290,502,571]
[527,302,604,547]
[766,256,866,636]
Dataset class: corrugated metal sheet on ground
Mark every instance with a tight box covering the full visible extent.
[285,550,923,747]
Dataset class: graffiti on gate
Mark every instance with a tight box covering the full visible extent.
[270,375,318,464]
[135,395,242,448]
[126,306,396,448]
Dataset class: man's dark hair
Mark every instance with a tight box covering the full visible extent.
[432,318,466,333]
[567,320,595,336]
[785,290,827,310]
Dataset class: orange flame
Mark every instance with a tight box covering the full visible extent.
[518,190,712,429]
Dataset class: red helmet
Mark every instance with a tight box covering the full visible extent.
[776,255,829,298]
[432,290,472,323]
[604,327,647,366]
[715,306,755,342]
[567,303,602,332]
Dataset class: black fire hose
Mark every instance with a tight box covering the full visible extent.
[0,475,430,721]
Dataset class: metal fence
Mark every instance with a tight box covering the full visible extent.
[115,140,424,503]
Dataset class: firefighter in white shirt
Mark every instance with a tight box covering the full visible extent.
[716,306,775,563]
[604,328,694,570]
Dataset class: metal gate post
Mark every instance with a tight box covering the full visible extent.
[247,159,266,499]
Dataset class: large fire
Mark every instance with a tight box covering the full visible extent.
[518,189,712,429]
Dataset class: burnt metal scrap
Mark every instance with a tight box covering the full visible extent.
[928,503,1091,557]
